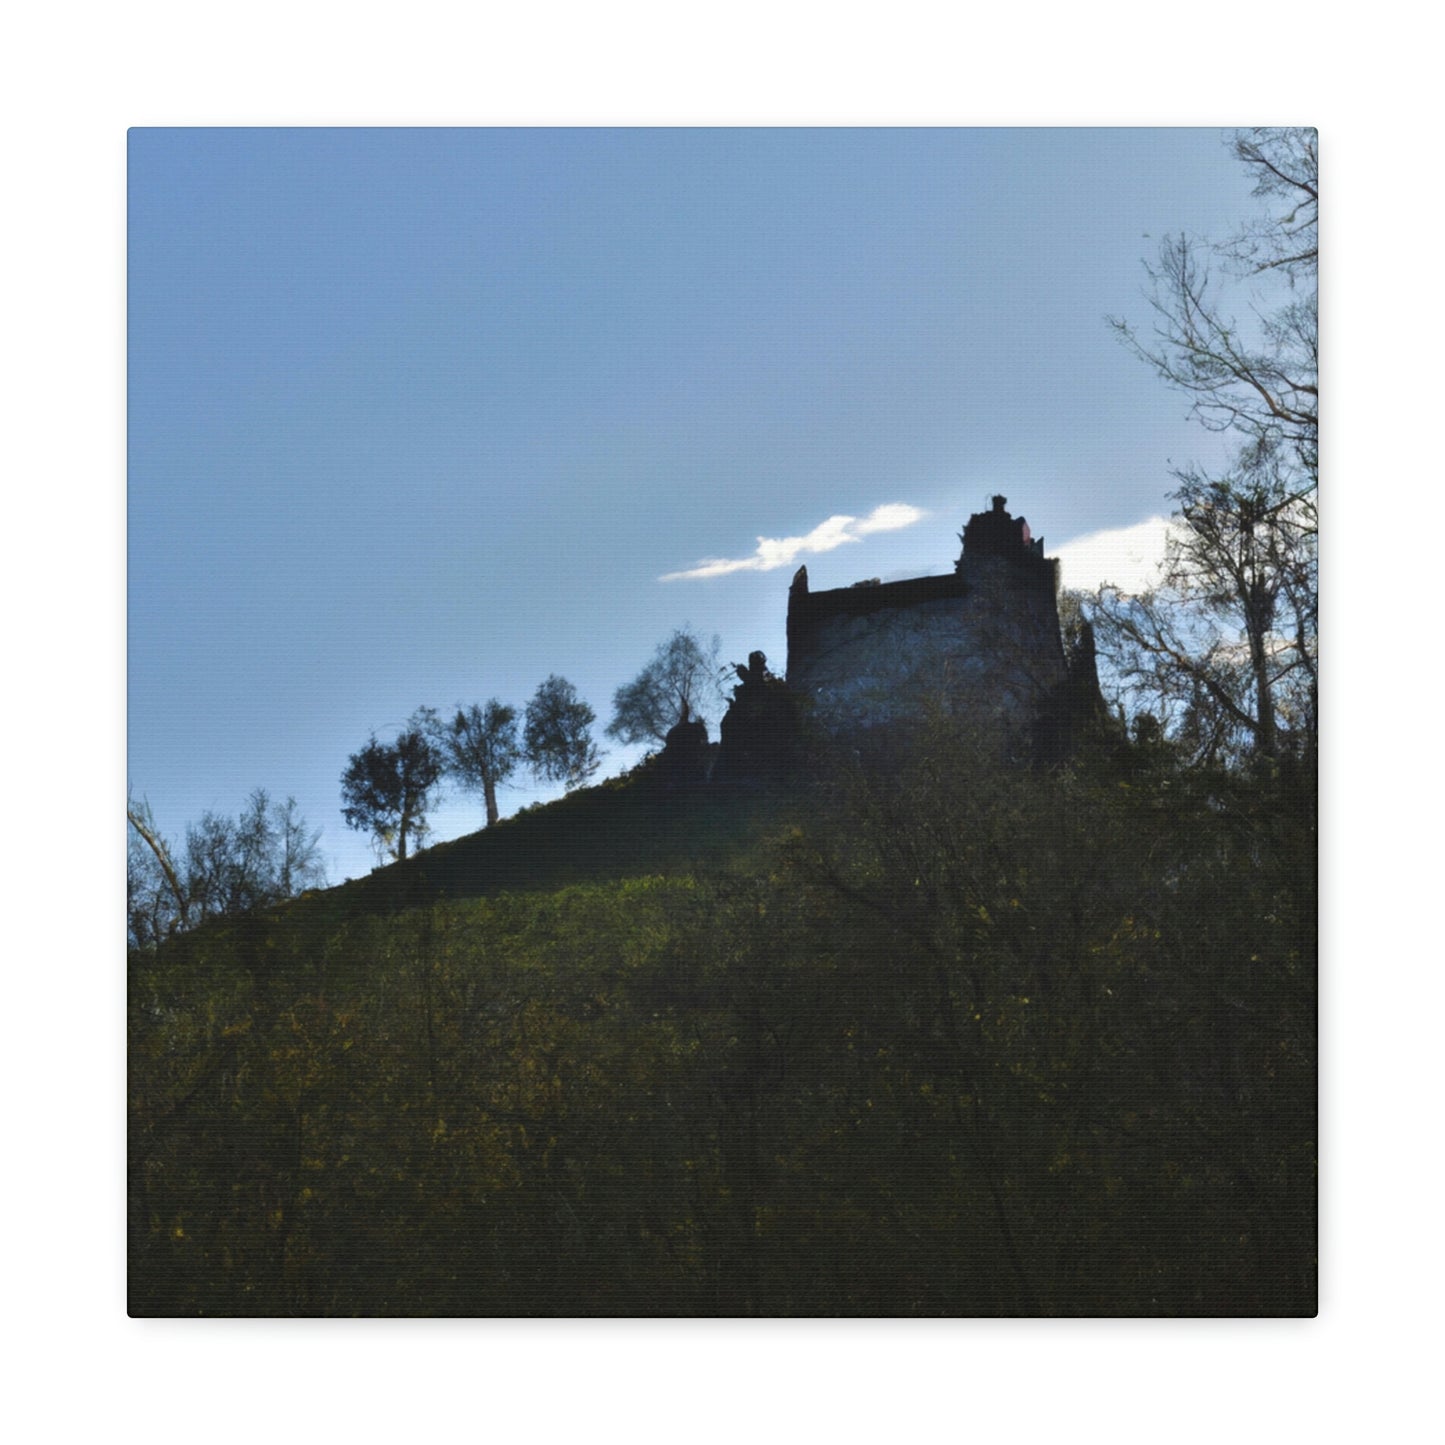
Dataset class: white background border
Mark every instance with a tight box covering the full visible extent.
[5,3,1435,1440]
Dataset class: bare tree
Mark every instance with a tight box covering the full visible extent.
[606,626,726,748]
[127,789,326,948]
[1095,128,1318,765]
[127,796,190,945]
[274,795,327,898]
[1091,449,1316,766]
[1220,128,1319,279]
[1109,128,1317,495]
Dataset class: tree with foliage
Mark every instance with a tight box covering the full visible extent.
[606,626,726,748]
[340,723,444,862]
[524,675,601,790]
[127,788,325,948]
[430,699,521,827]
[1094,128,1318,763]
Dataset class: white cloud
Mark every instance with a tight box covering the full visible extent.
[854,502,925,537]
[1055,515,1181,594]
[661,503,926,582]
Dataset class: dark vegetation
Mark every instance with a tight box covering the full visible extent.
[339,672,606,866]
[606,626,726,748]
[129,720,1315,1317]
[340,723,443,863]
[128,789,326,950]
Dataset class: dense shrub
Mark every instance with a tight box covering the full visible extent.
[129,734,1315,1316]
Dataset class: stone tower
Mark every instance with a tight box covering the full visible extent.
[784,497,1072,740]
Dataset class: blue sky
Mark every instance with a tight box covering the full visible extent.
[129,127,1255,882]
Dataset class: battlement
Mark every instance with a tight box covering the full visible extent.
[957,493,1048,565]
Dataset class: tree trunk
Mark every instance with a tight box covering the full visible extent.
[1245,576,1278,760]
[128,808,191,932]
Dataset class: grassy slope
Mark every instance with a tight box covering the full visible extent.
[298,775,804,925]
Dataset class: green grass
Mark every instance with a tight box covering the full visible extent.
[301,774,804,922]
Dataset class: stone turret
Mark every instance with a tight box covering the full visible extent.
[653,703,710,788]
[956,494,1045,566]
[712,651,801,784]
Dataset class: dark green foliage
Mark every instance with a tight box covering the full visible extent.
[340,727,443,862]
[310,775,798,918]
[432,700,521,826]
[130,725,1314,1317]
[524,675,601,790]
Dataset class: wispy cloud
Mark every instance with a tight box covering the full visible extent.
[661,503,926,582]
[1055,515,1181,594]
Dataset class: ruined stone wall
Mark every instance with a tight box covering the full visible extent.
[785,503,1069,739]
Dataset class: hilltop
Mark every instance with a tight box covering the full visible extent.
[314,770,807,919]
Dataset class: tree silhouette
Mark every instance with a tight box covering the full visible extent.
[433,700,521,826]
[606,626,725,748]
[1096,128,1318,763]
[341,726,443,861]
[524,675,601,790]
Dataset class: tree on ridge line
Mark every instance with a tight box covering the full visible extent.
[427,699,521,827]
[524,675,601,791]
[606,626,726,749]
[340,723,443,862]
